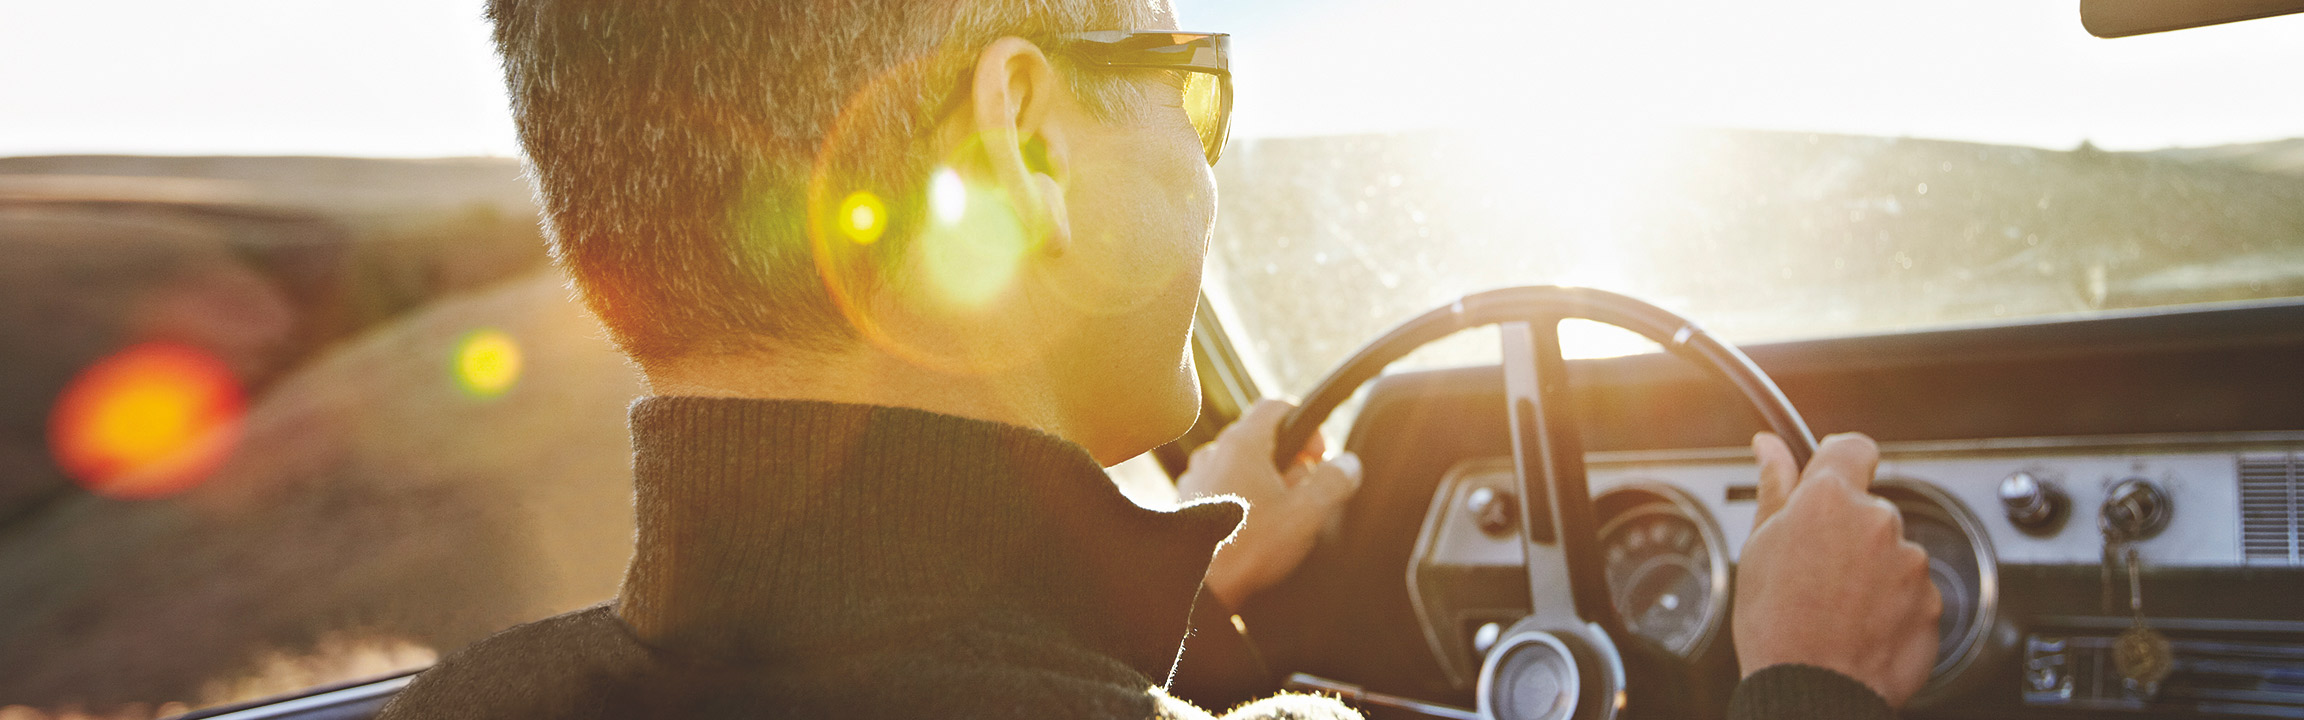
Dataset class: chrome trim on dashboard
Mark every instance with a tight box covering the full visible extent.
[1284,673,1482,720]
[178,673,412,720]
[1584,431,2304,468]
[1476,630,1586,720]
[1409,458,1526,689]
[2237,452,2302,566]
[1576,431,2299,569]
[1878,479,2002,703]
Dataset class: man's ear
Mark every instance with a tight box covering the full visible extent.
[969,37,1073,256]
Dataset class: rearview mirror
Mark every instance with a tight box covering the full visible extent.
[2081,0,2304,37]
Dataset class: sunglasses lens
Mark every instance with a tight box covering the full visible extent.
[1181,72,1225,162]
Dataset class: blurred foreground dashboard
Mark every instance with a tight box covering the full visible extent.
[1245,301,2304,720]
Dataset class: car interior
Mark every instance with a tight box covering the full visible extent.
[5,1,2304,720]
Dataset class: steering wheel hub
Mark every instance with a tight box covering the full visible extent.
[1479,626,1625,720]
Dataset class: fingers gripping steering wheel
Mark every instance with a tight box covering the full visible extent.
[1267,287,1820,720]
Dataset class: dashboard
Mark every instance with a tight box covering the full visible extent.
[1235,301,2304,720]
[1412,437,2304,717]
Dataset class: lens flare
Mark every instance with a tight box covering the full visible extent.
[917,172,1030,310]
[453,329,522,398]
[48,341,245,500]
[929,167,967,225]
[803,55,1058,376]
[838,190,886,245]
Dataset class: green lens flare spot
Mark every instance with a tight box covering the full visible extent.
[453,329,523,398]
[918,175,1026,310]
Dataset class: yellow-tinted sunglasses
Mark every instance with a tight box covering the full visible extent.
[1057,31,1233,165]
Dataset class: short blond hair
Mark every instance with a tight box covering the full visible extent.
[488,0,1156,363]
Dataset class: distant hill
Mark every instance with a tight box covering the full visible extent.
[0,155,536,226]
[2143,138,2304,178]
[0,155,550,317]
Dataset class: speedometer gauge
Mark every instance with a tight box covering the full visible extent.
[1594,486,1730,657]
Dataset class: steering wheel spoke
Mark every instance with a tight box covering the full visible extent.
[1499,321,1613,634]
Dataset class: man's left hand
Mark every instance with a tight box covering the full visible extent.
[1176,399,1362,609]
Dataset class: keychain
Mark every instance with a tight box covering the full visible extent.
[2108,543,2173,691]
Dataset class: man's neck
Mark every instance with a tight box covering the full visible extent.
[642,347,1074,452]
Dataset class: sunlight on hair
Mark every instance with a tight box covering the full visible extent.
[837,190,886,245]
[452,329,523,399]
[916,172,1029,310]
[47,342,245,500]
[929,167,967,225]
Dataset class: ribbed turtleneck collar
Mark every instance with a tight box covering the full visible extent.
[613,397,1244,682]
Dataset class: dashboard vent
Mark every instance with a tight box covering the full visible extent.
[2239,453,2301,564]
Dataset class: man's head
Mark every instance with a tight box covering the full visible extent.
[489,0,1222,462]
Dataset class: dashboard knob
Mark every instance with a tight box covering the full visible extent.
[1473,621,1504,654]
[2100,478,2172,542]
[1998,472,2067,533]
[1467,486,1517,537]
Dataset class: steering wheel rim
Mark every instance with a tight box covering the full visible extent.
[1269,286,1819,720]
[1273,286,1817,471]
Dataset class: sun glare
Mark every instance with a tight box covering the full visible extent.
[47,342,246,500]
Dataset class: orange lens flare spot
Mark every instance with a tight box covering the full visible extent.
[838,190,886,245]
[453,329,523,398]
[47,342,245,500]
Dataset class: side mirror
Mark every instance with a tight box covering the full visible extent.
[2081,0,2304,37]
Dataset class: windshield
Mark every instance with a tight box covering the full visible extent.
[1195,1,2304,395]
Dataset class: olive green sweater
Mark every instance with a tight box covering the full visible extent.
[377,397,1890,720]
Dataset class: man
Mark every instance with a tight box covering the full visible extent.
[381,0,1940,718]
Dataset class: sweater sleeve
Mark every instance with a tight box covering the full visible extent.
[1727,664,1896,720]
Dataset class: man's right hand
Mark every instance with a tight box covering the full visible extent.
[1176,399,1362,611]
[1731,432,1942,708]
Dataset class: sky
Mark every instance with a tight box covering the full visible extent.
[3,0,2300,158]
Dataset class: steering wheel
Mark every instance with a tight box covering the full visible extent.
[1268,286,1819,720]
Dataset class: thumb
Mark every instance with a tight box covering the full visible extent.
[1294,451,1362,509]
[1805,432,1881,495]
[1224,398,1295,459]
[1293,452,1362,544]
[1752,432,1798,528]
